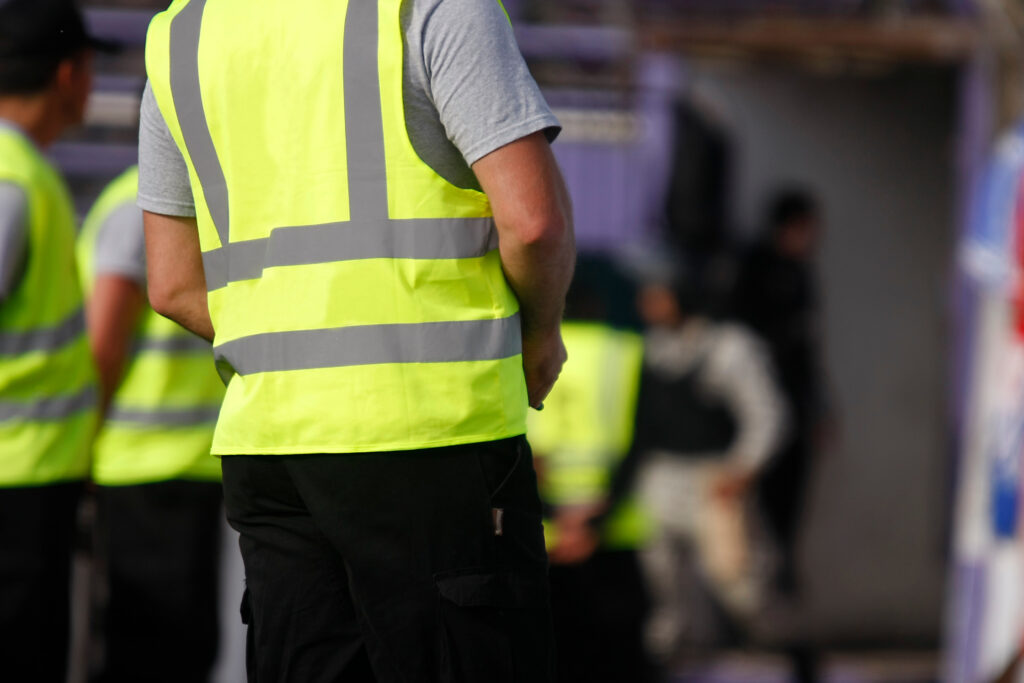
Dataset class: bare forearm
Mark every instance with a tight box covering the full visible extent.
[473,132,573,406]
[143,211,215,342]
[475,132,576,335]
[153,288,214,342]
[87,275,146,411]
[499,221,575,335]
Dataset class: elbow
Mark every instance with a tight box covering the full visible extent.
[516,211,571,250]
[147,281,180,320]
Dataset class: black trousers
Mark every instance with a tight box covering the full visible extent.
[549,550,654,683]
[222,436,555,683]
[758,432,814,592]
[0,482,81,683]
[92,480,224,683]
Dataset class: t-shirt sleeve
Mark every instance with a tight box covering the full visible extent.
[0,183,28,301]
[93,201,148,287]
[421,0,560,167]
[137,81,197,218]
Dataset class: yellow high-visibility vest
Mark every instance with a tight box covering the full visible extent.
[145,0,527,455]
[78,167,225,485]
[0,124,97,486]
[528,321,650,550]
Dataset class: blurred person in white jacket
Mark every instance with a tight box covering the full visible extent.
[583,268,787,664]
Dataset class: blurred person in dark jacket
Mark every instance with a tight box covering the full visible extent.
[734,189,831,596]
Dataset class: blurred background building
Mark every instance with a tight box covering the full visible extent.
[59,0,1024,681]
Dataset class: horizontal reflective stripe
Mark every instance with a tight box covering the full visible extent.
[132,335,212,354]
[201,218,498,291]
[107,405,220,427]
[0,386,96,422]
[215,314,521,377]
[0,309,85,355]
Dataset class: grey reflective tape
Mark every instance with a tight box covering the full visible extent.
[0,386,96,422]
[169,0,230,247]
[107,404,220,427]
[343,0,389,221]
[215,314,522,376]
[133,335,212,354]
[0,309,85,355]
[201,217,498,289]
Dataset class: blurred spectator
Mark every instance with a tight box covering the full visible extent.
[602,266,788,668]
[734,188,830,596]
[528,261,655,683]
[0,1,108,679]
[78,167,226,683]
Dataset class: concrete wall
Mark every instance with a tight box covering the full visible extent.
[688,63,957,644]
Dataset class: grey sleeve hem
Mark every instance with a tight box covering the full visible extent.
[462,114,562,167]
[137,192,198,218]
[93,264,147,288]
[0,183,28,301]
[93,202,148,288]
[138,82,197,217]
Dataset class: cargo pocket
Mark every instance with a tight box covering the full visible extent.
[435,570,551,683]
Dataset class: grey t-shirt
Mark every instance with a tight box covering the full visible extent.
[93,202,147,286]
[138,0,559,217]
[0,182,28,301]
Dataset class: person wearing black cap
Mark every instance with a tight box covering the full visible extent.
[0,1,110,680]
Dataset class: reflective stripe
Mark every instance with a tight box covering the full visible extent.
[133,335,212,354]
[215,314,522,376]
[0,309,85,355]
[344,0,388,221]
[107,405,220,427]
[169,0,230,247]
[201,218,499,290]
[0,386,96,422]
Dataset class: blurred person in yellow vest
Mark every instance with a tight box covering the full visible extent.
[0,0,112,679]
[588,262,788,668]
[138,0,574,679]
[78,166,226,683]
[528,262,656,683]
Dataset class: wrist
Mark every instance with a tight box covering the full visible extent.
[521,315,562,341]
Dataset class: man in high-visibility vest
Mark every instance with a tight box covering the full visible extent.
[528,273,655,683]
[139,1,574,680]
[79,165,227,683]
[0,1,110,679]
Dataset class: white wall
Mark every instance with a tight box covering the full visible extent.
[689,63,957,643]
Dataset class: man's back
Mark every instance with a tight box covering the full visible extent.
[143,0,561,454]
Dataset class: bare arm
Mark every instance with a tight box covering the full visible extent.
[473,132,575,407]
[142,211,214,341]
[86,275,146,411]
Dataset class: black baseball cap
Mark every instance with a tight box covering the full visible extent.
[0,0,118,93]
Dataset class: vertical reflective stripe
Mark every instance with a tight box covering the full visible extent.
[169,0,230,247]
[343,0,389,221]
